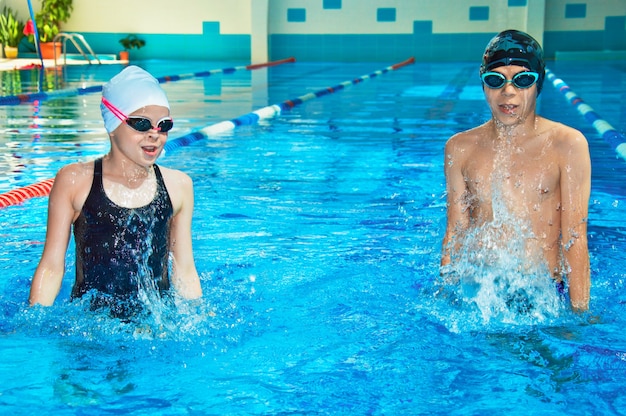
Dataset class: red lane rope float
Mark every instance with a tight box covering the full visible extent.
[0,57,297,106]
[246,57,295,70]
[0,178,55,208]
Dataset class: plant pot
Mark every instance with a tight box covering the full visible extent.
[4,46,18,59]
[40,42,62,59]
[119,50,129,61]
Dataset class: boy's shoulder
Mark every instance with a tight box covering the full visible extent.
[538,117,587,148]
[539,116,582,136]
[446,122,491,148]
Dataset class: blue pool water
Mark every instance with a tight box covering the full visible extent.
[1,59,626,414]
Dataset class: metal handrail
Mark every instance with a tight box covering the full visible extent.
[52,33,102,65]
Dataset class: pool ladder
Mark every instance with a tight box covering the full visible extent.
[52,33,102,65]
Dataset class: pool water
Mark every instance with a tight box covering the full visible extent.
[1,59,626,414]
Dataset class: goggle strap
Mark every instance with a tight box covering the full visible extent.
[101,97,128,123]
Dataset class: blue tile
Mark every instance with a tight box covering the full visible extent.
[287,8,306,22]
[413,21,433,34]
[508,0,527,6]
[377,8,396,22]
[605,16,626,50]
[202,22,220,34]
[323,0,342,9]
[565,3,586,18]
[469,6,489,21]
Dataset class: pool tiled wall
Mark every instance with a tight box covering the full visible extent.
[8,0,626,62]
[267,0,626,61]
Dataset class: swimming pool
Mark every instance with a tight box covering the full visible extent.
[1,58,626,414]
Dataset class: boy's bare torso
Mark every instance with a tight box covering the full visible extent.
[452,117,567,276]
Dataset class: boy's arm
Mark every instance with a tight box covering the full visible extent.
[441,137,470,267]
[168,172,202,299]
[559,130,592,311]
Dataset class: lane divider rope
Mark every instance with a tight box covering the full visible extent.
[0,57,415,209]
[0,57,296,106]
[546,68,626,162]
[164,57,416,152]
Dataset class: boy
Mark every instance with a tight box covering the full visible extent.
[441,30,591,311]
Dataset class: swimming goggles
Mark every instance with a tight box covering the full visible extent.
[481,71,539,89]
[102,97,174,133]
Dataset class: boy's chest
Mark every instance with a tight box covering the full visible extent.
[463,147,561,199]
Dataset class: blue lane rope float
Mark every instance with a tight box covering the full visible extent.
[0,57,296,106]
[546,68,626,162]
[0,57,414,209]
[164,57,416,153]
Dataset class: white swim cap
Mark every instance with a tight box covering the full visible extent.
[101,65,169,133]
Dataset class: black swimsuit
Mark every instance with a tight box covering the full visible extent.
[72,158,173,315]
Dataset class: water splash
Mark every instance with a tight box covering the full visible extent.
[12,266,259,349]
[437,234,563,331]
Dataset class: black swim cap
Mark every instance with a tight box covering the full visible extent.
[480,29,545,94]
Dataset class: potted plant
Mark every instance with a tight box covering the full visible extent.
[119,34,145,61]
[25,0,73,58]
[0,6,24,58]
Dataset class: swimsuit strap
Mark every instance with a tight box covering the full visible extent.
[94,157,103,180]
